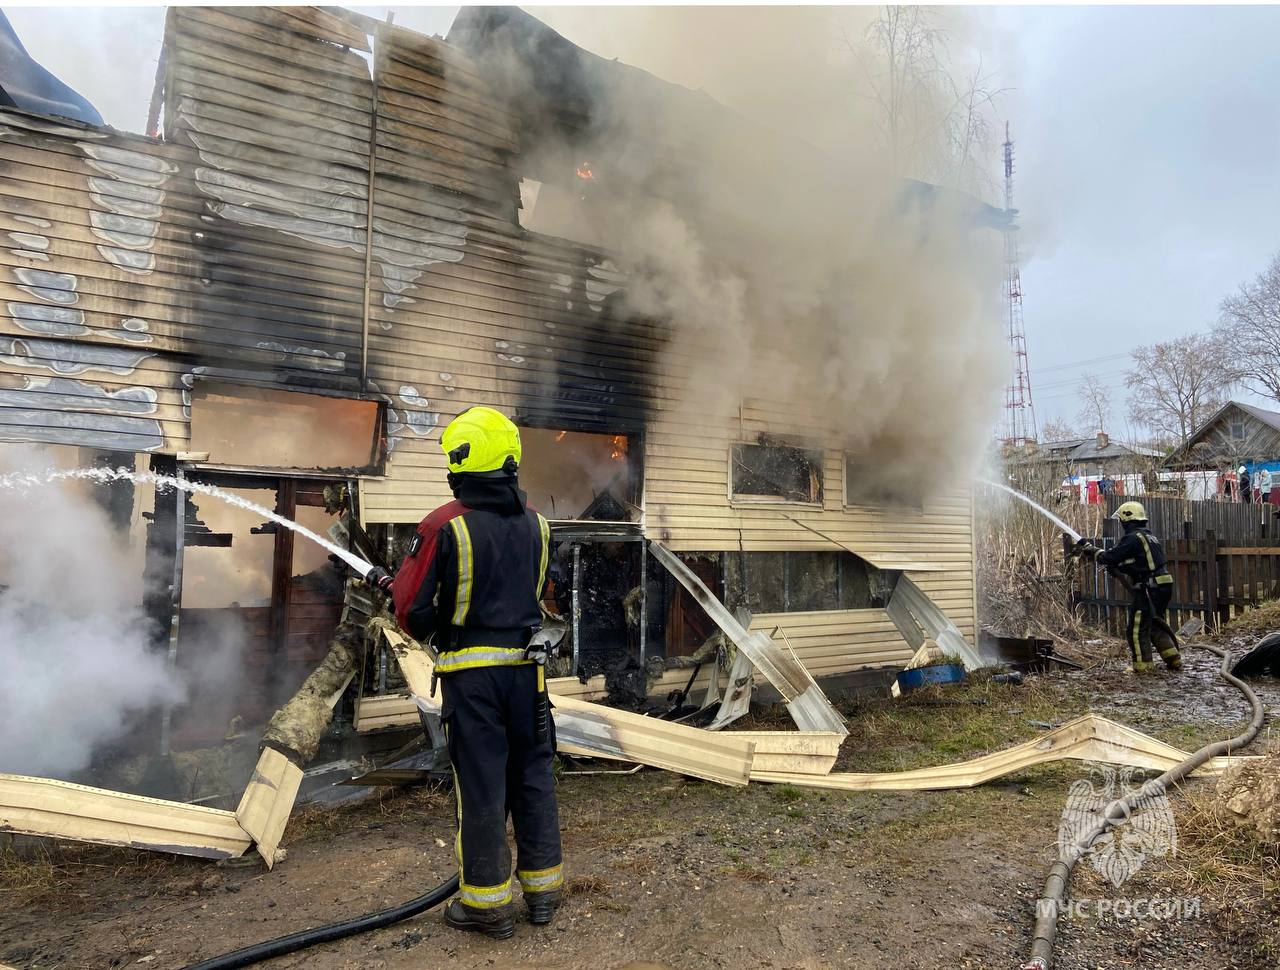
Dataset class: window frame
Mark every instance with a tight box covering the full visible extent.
[728,440,825,508]
[842,452,925,513]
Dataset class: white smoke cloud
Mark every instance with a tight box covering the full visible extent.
[465,7,1007,499]
[0,446,183,777]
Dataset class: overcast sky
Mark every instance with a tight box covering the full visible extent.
[6,4,1279,437]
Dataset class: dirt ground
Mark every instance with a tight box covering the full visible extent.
[3,635,1278,970]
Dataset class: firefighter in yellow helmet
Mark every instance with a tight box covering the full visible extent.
[384,406,560,938]
[1075,501,1183,672]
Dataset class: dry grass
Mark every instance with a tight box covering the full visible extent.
[1213,598,1280,642]
[977,474,1106,645]
[282,783,449,847]
[1163,781,1280,960]
[0,840,184,908]
[563,873,610,897]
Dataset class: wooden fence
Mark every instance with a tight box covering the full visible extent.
[1105,494,1279,543]
[1072,532,1280,633]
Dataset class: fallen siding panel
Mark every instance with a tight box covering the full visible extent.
[752,715,1254,791]
[547,695,755,787]
[740,731,844,776]
[0,773,251,859]
[235,746,303,869]
[649,539,847,735]
[887,574,982,670]
[380,630,756,787]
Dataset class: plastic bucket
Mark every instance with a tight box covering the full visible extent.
[896,662,966,693]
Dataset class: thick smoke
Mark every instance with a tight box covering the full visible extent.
[0,447,182,777]
[469,7,1006,500]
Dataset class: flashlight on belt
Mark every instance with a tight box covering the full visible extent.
[524,628,559,744]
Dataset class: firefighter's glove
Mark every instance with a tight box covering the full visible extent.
[364,566,394,594]
[1073,539,1101,559]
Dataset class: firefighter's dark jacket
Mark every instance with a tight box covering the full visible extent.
[391,474,550,669]
[1095,522,1171,585]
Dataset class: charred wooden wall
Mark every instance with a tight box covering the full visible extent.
[0,6,975,648]
[1,6,662,469]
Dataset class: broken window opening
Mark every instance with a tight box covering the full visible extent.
[731,440,823,504]
[844,454,924,511]
[517,168,606,247]
[189,380,383,474]
[725,551,892,615]
[519,427,640,522]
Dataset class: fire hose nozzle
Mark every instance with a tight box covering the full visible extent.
[364,566,394,594]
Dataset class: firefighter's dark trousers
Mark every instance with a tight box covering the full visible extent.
[441,663,562,912]
[1127,580,1182,671]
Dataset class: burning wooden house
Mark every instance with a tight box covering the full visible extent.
[0,5,994,804]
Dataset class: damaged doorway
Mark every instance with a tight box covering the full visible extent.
[170,474,347,752]
[520,426,646,678]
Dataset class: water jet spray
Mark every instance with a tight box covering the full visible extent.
[0,465,379,578]
[977,478,1083,542]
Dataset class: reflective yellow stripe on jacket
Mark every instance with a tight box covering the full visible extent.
[1136,533,1157,572]
[450,516,474,625]
[434,646,532,674]
[536,512,550,598]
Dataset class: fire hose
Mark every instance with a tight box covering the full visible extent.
[1020,638,1265,970]
[182,871,460,969]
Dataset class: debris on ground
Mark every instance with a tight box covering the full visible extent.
[1217,747,1280,844]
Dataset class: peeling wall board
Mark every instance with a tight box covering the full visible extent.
[235,747,303,869]
[751,715,1256,792]
[0,773,251,859]
[886,574,982,670]
[353,693,419,733]
[547,695,755,787]
[167,17,374,107]
[706,647,754,730]
[169,76,372,136]
[649,540,847,734]
[380,625,435,698]
[176,5,371,63]
[737,731,844,776]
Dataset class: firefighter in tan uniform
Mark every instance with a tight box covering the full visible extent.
[1075,501,1183,672]
[381,407,561,938]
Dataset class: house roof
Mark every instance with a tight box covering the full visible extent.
[1028,436,1162,464]
[1166,400,1280,465]
[1233,401,1280,432]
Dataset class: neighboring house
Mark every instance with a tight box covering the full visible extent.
[1019,431,1162,502]
[0,7,988,750]
[1165,401,1280,500]
[1031,431,1163,479]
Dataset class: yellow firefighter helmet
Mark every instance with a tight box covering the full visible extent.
[1113,500,1148,523]
[441,406,522,474]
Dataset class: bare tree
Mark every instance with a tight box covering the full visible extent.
[852,7,1005,192]
[1124,334,1234,445]
[1075,373,1111,433]
[1038,416,1077,444]
[1217,251,1280,404]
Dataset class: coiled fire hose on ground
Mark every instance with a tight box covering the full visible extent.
[1020,641,1265,970]
[183,871,460,969]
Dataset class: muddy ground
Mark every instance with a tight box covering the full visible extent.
[3,635,1278,970]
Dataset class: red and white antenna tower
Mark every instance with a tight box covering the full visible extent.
[1001,123,1037,448]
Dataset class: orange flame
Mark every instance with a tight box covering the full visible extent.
[610,435,627,461]
[555,430,568,442]
[576,162,594,180]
